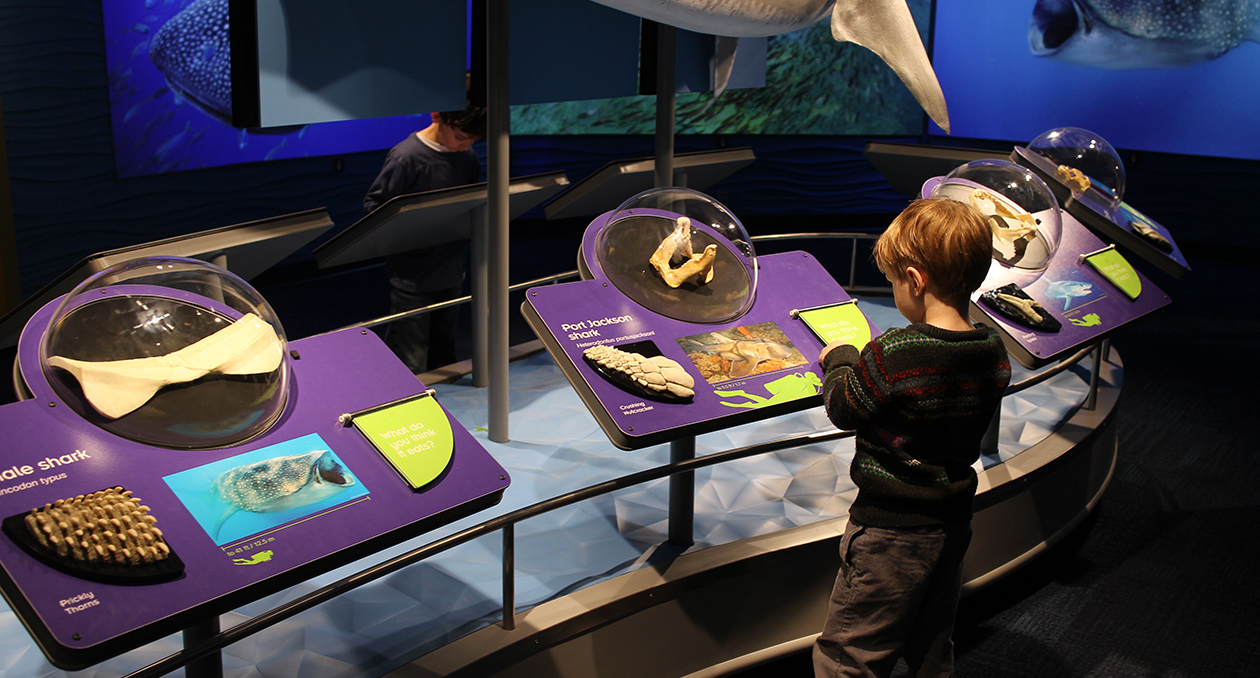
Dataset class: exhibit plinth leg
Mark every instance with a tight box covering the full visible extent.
[654,23,675,190]
[471,203,489,387]
[183,616,222,678]
[668,436,695,548]
[486,0,510,443]
[982,403,1001,457]
[502,523,516,631]
[1086,338,1108,411]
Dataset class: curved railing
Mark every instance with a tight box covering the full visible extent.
[125,232,1106,678]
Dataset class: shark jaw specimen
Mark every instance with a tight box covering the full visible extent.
[650,217,719,288]
[588,0,950,132]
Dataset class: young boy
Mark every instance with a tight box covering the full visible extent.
[813,197,1011,678]
[363,107,486,374]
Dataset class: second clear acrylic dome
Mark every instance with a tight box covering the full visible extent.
[1029,127,1125,208]
[38,256,290,450]
[593,188,757,324]
[932,159,1063,271]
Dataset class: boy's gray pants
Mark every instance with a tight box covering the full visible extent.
[813,520,973,678]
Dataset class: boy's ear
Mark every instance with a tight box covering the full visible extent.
[905,266,927,297]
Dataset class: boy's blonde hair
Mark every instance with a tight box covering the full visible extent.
[873,198,992,307]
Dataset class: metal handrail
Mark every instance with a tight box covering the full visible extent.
[128,338,1103,677]
[125,429,853,678]
[751,232,1105,399]
[122,231,1104,678]
[751,231,878,290]
[325,270,581,334]
[750,231,879,242]
[330,231,879,335]
[1004,344,1098,396]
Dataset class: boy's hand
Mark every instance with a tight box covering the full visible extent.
[819,341,861,371]
[819,340,849,364]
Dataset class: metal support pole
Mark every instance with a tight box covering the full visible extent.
[182,616,222,678]
[470,203,489,387]
[654,24,676,189]
[668,436,695,547]
[207,253,229,305]
[849,237,859,288]
[981,402,1001,457]
[1086,339,1107,411]
[658,30,687,547]
[486,0,510,442]
[501,523,515,630]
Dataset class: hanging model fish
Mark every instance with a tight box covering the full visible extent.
[588,0,951,132]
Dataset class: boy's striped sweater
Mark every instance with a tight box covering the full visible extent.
[821,323,1011,528]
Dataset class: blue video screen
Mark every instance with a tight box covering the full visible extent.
[103,0,439,178]
[932,0,1260,160]
[103,0,933,178]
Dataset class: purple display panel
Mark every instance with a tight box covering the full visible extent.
[0,300,509,669]
[1012,147,1191,280]
[523,247,877,450]
[964,209,1170,368]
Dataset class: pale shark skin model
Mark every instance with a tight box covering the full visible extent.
[586,0,951,133]
[47,313,283,420]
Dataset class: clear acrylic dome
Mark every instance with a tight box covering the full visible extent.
[593,187,757,323]
[1028,127,1125,208]
[932,159,1063,271]
[38,256,290,449]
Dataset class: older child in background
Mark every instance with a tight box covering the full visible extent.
[813,198,1011,678]
[363,107,486,375]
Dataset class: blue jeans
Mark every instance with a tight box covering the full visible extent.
[813,521,973,678]
[383,285,461,374]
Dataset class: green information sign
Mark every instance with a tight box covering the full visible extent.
[1083,247,1142,300]
[796,301,873,350]
[353,394,455,490]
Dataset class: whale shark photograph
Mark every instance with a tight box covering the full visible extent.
[163,433,369,546]
[102,0,433,177]
[933,0,1259,160]
[1029,0,1260,69]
